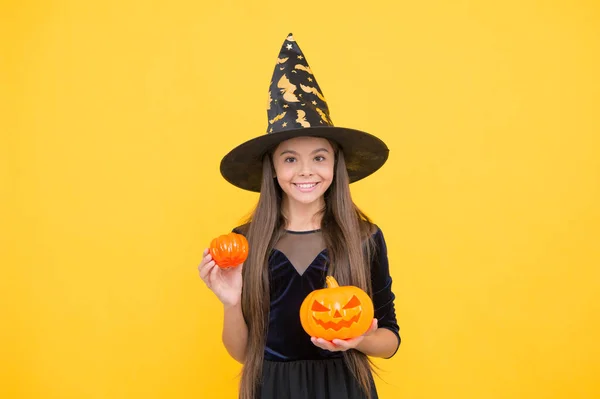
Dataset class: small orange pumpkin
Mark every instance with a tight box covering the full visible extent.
[299,276,374,341]
[209,232,248,268]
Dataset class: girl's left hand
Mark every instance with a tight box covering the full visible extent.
[310,318,378,352]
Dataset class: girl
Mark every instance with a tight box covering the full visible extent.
[198,34,400,399]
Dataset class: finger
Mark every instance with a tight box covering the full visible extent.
[209,262,221,284]
[332,336,363,350]
[220,262,243,274]
[361,318,378,336]
[331,339,352,350]
[365,318,378,335]
[199,260,216,281]
[311,337,339,352]
[199,262,215,283]
[310,337,329,351]
[197,251,213,272]
[321,338,341,351]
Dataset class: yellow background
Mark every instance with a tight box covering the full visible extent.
[2,0,599,398]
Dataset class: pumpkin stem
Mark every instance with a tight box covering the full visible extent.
[325,275,339,288]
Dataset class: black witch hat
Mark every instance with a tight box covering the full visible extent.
[219,33,389,192]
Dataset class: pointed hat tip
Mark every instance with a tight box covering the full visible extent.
[286,33,295,42]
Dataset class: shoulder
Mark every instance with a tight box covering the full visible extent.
[362,221,384,242]
[232,222,251,236]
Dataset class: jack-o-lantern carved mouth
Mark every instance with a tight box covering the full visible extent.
[312,311,362,331]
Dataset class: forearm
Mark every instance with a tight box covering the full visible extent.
[355,327,399,358]
[222,303,248,363]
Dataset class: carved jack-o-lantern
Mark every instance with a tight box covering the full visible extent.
[299,276,374,341]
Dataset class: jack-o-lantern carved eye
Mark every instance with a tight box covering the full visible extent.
[311,301,330,312]
[343,295,361,309]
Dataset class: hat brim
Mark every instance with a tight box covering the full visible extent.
[219,126,389,192]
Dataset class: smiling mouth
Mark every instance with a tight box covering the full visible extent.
[313,312,362,331]
[293,182,320,190]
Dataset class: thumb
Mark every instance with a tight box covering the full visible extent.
[365,318,378,335]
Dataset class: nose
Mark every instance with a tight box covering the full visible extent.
[298,161,313,176]
[333,310,342,318]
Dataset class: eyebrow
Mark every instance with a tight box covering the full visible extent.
[279,148,330,156]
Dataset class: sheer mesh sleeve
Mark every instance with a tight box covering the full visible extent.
[369,226,401,358]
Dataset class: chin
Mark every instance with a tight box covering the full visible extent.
[292,196,321,205]
[287,193,320,204]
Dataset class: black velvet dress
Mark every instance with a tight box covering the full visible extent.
[233,226,401,399]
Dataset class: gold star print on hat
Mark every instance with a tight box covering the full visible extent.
[266,34,333,133]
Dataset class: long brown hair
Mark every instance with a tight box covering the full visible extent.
[238,141,377,399]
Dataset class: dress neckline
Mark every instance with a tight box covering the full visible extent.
[284,228,322,235]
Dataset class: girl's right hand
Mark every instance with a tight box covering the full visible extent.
[198,249,243,307]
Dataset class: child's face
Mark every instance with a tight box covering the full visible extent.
[273,136,335,206]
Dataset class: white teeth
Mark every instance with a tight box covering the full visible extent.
[295,183,316,189]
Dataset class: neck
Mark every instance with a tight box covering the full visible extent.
[281,196,325,231]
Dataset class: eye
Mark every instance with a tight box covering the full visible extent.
[342,295,361,309]
[314,155,326,162]
[311,301,330,312]
[284,157,296,163]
